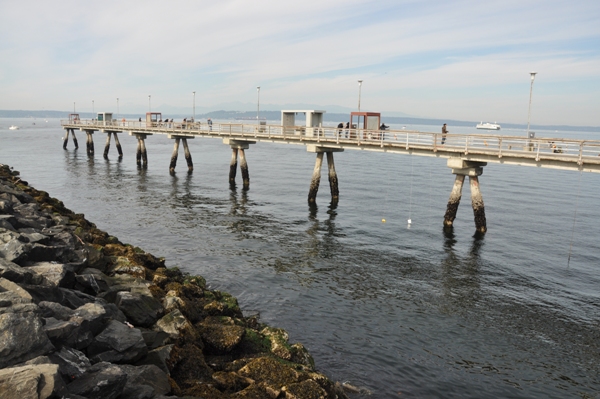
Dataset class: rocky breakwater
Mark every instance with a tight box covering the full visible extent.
[0,164,349,399]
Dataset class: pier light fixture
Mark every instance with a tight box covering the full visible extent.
[257,86,260,122]
[358,80,363,112]
[192,91,196,122]
[526,72,537,138]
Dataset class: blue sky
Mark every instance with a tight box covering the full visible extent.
[0,0,598,125]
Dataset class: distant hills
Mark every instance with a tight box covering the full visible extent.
[1,109,598,133]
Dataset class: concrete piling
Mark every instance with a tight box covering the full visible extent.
[72,130,79,149]
[63,129,69,149]
[141,138,148,166]
[85,131,94,156]
[114,133,123,157]
[136,138,143,166]
[229,148,238,184]
[308,152,324,203]
[469,176,487,233]
[169,138,180,174]
[103,133,112,159]
[326,152,339,201]
[239,149,249,189]
[443,174,465,228]
[182,138,193,173]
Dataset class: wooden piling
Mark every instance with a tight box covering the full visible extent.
[103,133,112,159]
[169,138,180,174]
[136,138,143,166]
[182,138,193,173]
[141,138,148,166]
[71,129,79,149]
[326,152,339,201]
[469,176,487,233]
[308,152,324,203]
[86,131,94,156]
[63,130,69,149]
[229,148,238,183]
[114,133,123,157]
[443,174,465,227]
[239,148,249,189]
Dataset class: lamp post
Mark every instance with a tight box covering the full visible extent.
[92,100,94,116]
[357,80,363,112]
[73,102,76,113]
[256,86,260,122]
[148,95,151,112]
[526,72,537,138]
[192,91,196,122]
[117,98,119,118]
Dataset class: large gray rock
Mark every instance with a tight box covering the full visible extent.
[0,277,33,302]
[43,316,82,349]
[38,300,75,320]
[0,258,42,284]
[72,302,109,335]
[48,347,92,382]
[0,215,16,231]
[0,309,54,368]
[66,362,127,399]
[119,364,171,395]
[155,309,193,340]
[136,344,174,375]
[87,320,148,364]
[116,291,163,327]
[0,363,66,399]
[28,262,76,288]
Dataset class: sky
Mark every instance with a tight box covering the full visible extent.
[0,0,599,126]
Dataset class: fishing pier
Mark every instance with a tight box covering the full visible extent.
[61,111,600,234]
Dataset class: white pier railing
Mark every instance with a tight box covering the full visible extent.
[61,120,600,173]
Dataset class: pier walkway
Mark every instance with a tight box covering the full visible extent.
[61,119,600,233]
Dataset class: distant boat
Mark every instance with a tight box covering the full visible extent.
[476,122,501,130]
[9,125,19,130]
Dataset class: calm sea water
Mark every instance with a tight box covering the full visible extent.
[1,118,599,398]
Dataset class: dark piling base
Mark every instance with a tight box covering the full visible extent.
[308,153,324,203]
[326,152,339,202]
[443,174,465,228]
[470,176,487,233]
[169,138,180,175]
[239,149,249,189]
[182,139,193,174]
[229,149,238,184]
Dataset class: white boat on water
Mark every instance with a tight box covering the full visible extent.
[8,125,19,130]
[476,122,501,130]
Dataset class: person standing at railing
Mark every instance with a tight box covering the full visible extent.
[337,123,344,137]
[345,122,350,138]
[208,118,213,132]
[441,123,448,145]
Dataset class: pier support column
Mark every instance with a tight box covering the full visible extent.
[169,138,180,174]
[223,139,256,189]
[444,158,488,233]
[326,152,339,201]
[63,129,78,149]
[103,132,112,159]
[229,148,238,184]
[167,134,195,175]
[443,175,465,227]
[306,145,344,203]
[114,133,123,157]
[470,176,487,233]
[239,149,249,189]
[308,153,324,203]
[85,130,95,156]
[130,132,152,168]
[182,138,193,173]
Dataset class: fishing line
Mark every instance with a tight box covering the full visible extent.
[567,169,583,267]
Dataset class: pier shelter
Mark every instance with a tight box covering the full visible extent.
[146,112,162,127]
[96,112,113,126]
[281,110,326,137]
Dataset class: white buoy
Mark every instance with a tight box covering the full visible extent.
[407,218,412,224]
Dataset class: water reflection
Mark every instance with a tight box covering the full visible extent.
[440,227,483,312]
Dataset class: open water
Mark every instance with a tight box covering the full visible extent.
[1,118,599,398]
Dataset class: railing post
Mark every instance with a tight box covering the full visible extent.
[498,137,503,158]
[578,142,584,165]
[535,140,541,161]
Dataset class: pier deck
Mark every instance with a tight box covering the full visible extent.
[62,119,600,173]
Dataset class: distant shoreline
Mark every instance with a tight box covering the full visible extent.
[1,109,598,133]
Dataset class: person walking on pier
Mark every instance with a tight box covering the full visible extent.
[441,123,448,145]
[208,118,213,132]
